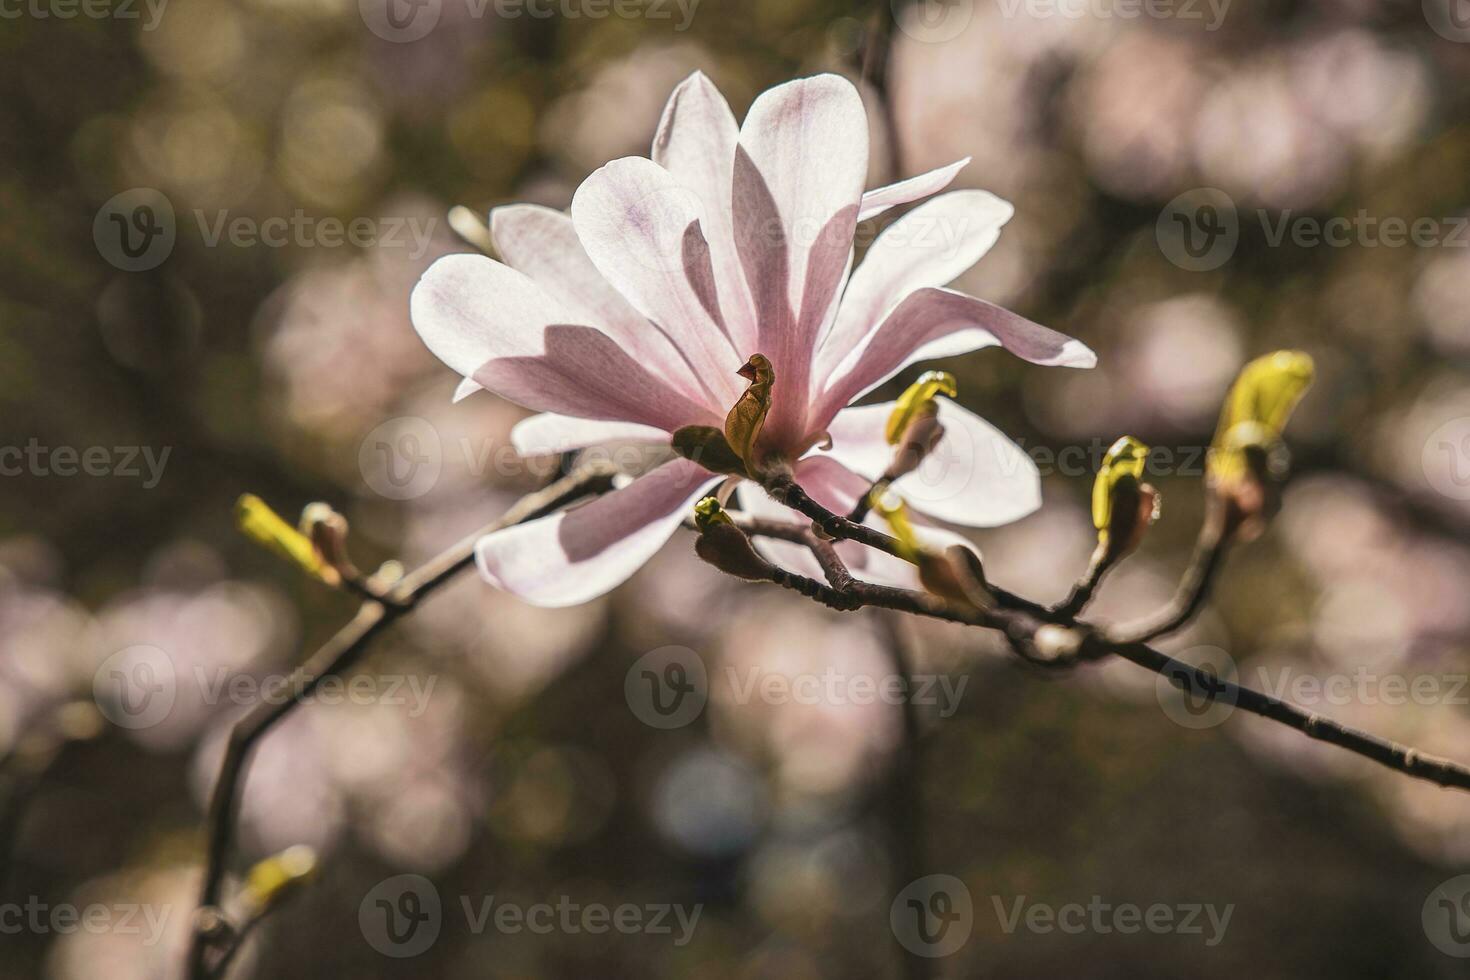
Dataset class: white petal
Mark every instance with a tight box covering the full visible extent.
[453,377,484,403]
[490,204,698,400]
[471,325,718,431]
[817,189,1014,381]
[652,71,758,358]
[411,252,575,380]
[476,458,719,607]
[571,156,744,411]
[733,73,868,446]
[414,249,715,430]
[822,401,1041,527]
[811,287,1095,430]
[510,413,669,456]
[858,157,970,222]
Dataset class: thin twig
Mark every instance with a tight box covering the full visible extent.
[184,464,618,980]
[730,502,1470,795]
[1109,525,1231,644]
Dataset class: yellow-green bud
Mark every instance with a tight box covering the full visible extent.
[235,495,336,585]
[693,496,733,531]
[873,489,922,564]
[1092,436,1154,552]
[885,371,958,445]
[243,845,318,915]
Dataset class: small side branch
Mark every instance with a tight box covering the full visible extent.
[719,514,1470,796]
[1109,528,1231,645]
[185,464,618,980]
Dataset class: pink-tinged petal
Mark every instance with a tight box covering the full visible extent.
[811,287,1095,430]
[733,74,868,447]
[858,158,970,222]
[411,252,575,379]
[817,189,1014,381]
[652,71,758,358]
[490,204,699,400]
[414,254,711,430]
[821,401,1040,527]
[510,413,669,456]
[453,377,483,403]
[472,325,718,432]
[735,456,977,589]
[571,157,744,411]
[476,458,720,607]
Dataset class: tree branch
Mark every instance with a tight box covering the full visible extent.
[725,502,1470,796]
[184,463,619,980]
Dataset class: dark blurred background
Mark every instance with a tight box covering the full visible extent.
[5,0,1470,976]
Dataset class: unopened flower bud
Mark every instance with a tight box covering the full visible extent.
[886,411,946,482]
[693,495,733,531]
[242,845,318,916]
[873,490,922,563]
[885,371,957,445]
[447,205,494,254]
[235,495,338,585]
[1092,436,1159,561]
[694,522,774,581]
[918,544,993,607]
[301,503,356,580]
[1208,351,1313,538]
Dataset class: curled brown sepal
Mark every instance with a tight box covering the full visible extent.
[724,354,774,472]
[694,522,775,582]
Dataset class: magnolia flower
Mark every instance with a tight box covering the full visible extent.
[411,72,1094,607]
